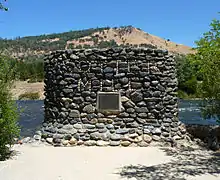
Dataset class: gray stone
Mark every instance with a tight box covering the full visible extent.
[53,134,64,139]
[130,91,143,103]
[162,132,170,137]
[33,135,41,141]
[135,107,149,113]
[69,110,80,118]
[73,124,83,129]
[137,101,146,107]
[69,137,77,145]
[124,100,135,108]
[62,124,74,130]
[136,118,146,124]
[96,140,109,146]
[143,129,151,134]
[62,140,69,146]
[90,132,102,140]
[173,135,181,140]
[69,103,79,109]
[151,81,159,86]
[136,129,143,135]
[70,54,79,60]
[143,134,152,143]
[53,138,62,144]
[110,134,121,141]
[121,96,130,103]
[131,82,142,89]
[46,138,53,144]
[96,123,105,129]
[152,128,162,135]
[83,104,95,113]
[120,77,129,85]
[103,67,114,73]
[35,131,42,136]
[22,137,31,143]
[116,128,129,134]
[64,134,72,140]
[133,136,142,143]
[126,108,135,113]
[110,141,120,146]
[106,124,114,129]
[144,82,150,88]
[138,141,149,147]
[121,141,131,147]
[118,112,129,118]
[103,79,112,86]
[84,124,96,129]
[123,118,135,123]
[63,89,73,94]
[152,135,161,141]
[129,133,139,138]
[84,140,97,146]
[127,122,139,128]
[97,113,105,118]
[98,128,107,133]
[152,91,161,97]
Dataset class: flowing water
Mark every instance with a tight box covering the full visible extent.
[16,100,218,137]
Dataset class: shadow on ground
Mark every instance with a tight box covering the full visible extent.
[118,146,220,180]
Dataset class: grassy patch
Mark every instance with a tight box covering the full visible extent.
[18,92,40,100]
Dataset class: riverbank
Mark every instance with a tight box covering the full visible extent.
[10,81,45,100]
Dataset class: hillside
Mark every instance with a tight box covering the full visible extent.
[0,26,193,60]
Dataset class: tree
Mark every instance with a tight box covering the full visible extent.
[176,55,200,97]
[0,0,8,11]
[0,2,20,160]
[189,14,220,121]
[0,56,20,160]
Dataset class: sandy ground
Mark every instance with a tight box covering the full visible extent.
[11,81,44,100]
[0,144,219,180]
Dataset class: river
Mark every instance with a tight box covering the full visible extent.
[16,100,218,137]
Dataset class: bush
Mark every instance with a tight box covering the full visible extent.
[18,92,40,100]
[0,55,20,160]
[177,90,189,99]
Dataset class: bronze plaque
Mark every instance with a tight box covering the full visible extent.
[97,91,121,113]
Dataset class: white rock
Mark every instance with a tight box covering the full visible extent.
[96,140,109,146]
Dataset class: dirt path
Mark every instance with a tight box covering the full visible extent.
[0,144,219,180]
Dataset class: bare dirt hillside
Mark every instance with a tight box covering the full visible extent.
[66,27,193,55]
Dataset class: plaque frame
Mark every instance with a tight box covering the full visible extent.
[96,91,121,114]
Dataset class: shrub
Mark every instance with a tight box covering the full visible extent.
[0,55,20,161]
[18,92,40,100]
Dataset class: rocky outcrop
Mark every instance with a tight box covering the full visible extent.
[41,47,182,147]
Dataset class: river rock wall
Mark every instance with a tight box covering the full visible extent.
[42,48,183,147]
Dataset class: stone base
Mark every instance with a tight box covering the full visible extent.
[28,122,188,147]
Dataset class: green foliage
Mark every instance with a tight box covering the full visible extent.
[0,27,110,55]
[189,15,220,121]
[183,76,198,95]
[16,59,44,82]
[176,55,200,97]
[177,90,189,99]
[18,92,40,100]
[0,55,20,160]
[0,1,8,11]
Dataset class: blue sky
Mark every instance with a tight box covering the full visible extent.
[0,0,219,47]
